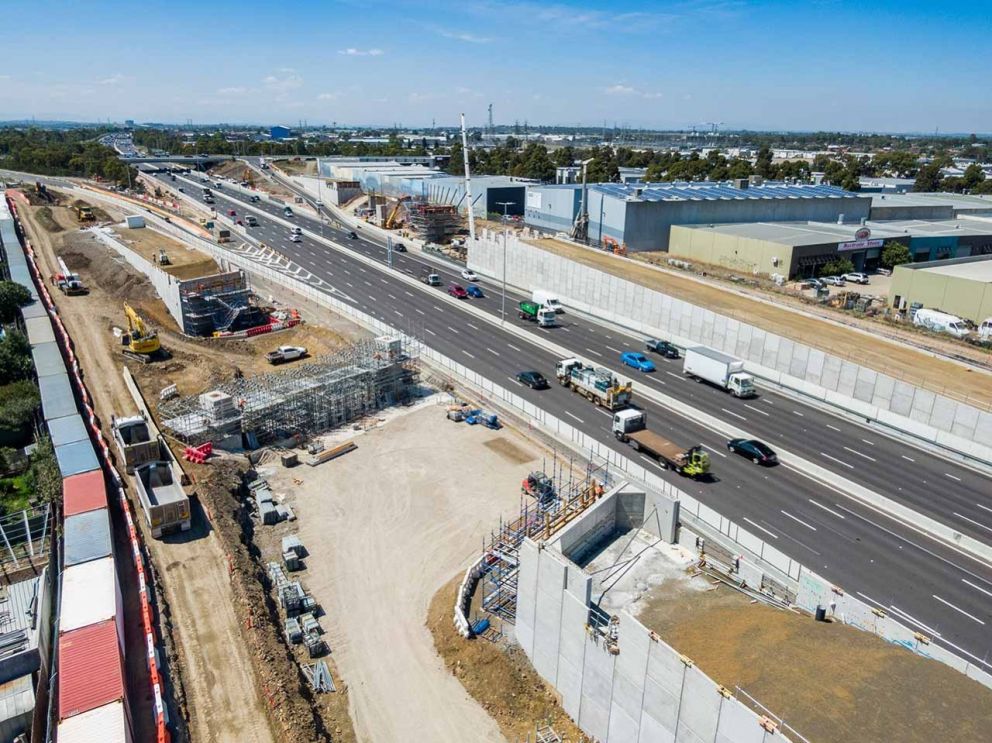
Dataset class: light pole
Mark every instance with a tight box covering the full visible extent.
[494,201,515,324]
[495,200,515,222]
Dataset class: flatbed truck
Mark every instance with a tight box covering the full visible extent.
[556,358,632,410]
[612,409,710,478]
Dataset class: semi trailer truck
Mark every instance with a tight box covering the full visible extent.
[556,358,632,410]
[683,346,756,398]
[612,409,710,478]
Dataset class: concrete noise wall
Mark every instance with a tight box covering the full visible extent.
[468,233,992,464]
[516,537,785,743]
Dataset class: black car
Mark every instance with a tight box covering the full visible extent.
[348,231,358,239]
[727,438,778,465]
[516,371,549,390]
[646,338,680,359]
[393,242,407,252]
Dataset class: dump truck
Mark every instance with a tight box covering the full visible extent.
[74,205,94,222]
[683,346,756,398]
[134,460,192,538]
[112,414,162,474]
[612,409,710,478]
[266,345,308,365]
[517,301,556,328]
[555,358,632,410]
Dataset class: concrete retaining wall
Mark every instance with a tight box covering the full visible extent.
[467,231,992,464]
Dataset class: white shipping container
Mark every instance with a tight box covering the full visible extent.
[125,215,145,229]
[60,557,122,636]
[56,700,132,743]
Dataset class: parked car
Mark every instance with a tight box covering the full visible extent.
[515,370,549,389]
[461,268,479,282]
[620,351,656,372]
[822,276,846,287]
[842,272,870,285]
[466,284,484,298]
[800,278,823,290]
[447,283,468,298]
[727,438,778,465]
[646,339,679,359]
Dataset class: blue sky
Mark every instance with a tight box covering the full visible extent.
[2,0,988,132]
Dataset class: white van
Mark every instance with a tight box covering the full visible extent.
[978,317,992,341]
[912,308,970,338]
[532,289,564,314]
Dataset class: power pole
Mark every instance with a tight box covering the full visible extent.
[488,103,494,135]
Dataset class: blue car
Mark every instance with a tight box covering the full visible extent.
[466,284,484,298]
[620,351,656,372]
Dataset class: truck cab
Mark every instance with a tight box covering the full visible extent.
[612,408,647,439]
[422,272,442,287]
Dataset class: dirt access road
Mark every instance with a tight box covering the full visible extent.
[263,404,543,743]
[13,192,277,743]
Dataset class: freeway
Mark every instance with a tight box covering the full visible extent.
[151,168,992,666]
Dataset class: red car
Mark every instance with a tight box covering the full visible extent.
[228,209,237,217]
[447,283,468,299]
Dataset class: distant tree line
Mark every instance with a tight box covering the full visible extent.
[0,127,136,185]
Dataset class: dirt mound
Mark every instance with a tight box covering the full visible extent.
[35,206,63,233]
[59,250,92,270]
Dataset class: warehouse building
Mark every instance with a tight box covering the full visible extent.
[524,180,870,252]
[869,192,992,221]
[668,218,992,279]
[890,255,992,324]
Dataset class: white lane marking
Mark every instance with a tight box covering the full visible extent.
[701,444,727,458]
[889,605,942,637]
[945,473,962,482]
[560,327,571,332]
[743,517,778,539]
[933,595,986,625]
[861,438,875,446]
[405,291,414,298]
[346,282,354,288]
[379,278,389,285]
[977,503,992,515]
[933,636,992,670]
[780,510,817,531]
[720,408,746,421]
[792,410,804,417]
[507,343,522,352]
[856,591,884,608]
[344,270,350,275]
[466,322,480,330]
[359,267,366,272]
[953,512,992,533]
[447,326,460,335]
[486,347,500,356]
[393,311,403,317]
[902,455,915,462]
[666,371,684,381]
[962,578,992,599]
[596,409,612,418]
[820,452,854,469]
[843,446,876,462]
[585,347,603,357]
[462,350,475,359]
[744,404,769,417]
[433,305,444,312]
[508,376,523,386]
[808,499,846,519]
[387,294,397,300]
[606,346,622,354]
[363,280,372,287]
[415,309,425,316]
[565,411,584,424]
[425,328,437,336]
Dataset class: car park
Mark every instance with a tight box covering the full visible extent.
[515,371,549,389]
[842,272,870,284]
[727,438,778,465]
[447,283,468,298]
[646,339,680,359]
[461,268,479,282]
[620,351,656,372]
[466,284,484,298]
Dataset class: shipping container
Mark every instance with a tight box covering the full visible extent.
[48,414,89,448]
[39,373,78,421]
[63,470,108,517]
[58,620,126,721]
[54,438,100,478]
[64,509,112,567]
[30,341,65,378]
[56,700,133,743]
[23,315,56,347]
[18,299,48,321]
[60,557,123,645]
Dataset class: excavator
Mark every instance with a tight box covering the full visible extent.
[122,303,163,363]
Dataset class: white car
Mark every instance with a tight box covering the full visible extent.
[822,276,846,287]
[289,233,302,242]
[842,272,870,285]
[461,269,479,282]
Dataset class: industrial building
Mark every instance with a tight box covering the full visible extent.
[890,255,992,324]
[869,192,992,221]
[668,218,992,278]
[524,180,870,252]
[270,125,292,140]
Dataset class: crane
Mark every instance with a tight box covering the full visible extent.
[122,303,162,362]
[569,158,594,243]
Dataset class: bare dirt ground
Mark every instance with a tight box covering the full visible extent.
[638,572,992,742]
[273,159,318,177]
[260,404,549,743]
[533,237,992,406]
[109,223,220,280]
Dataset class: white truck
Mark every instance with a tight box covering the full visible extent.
[555,358,632,410]
[266,346,308,365]
[532,289,564,314]
[683,346,756,398]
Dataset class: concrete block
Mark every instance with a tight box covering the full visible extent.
[870,372,895,408]
[888,379,916,417]
[853,365,878,403]
[616,489,647,531]
[908,387,936,425]
[614,613,651,717]
[876,407,936,441]
[608,699,640,743]
[638,708,676,743]
[643,641,684,732]
[819,354,842,391]
[805,347,826,384]
[929,394,958,433]
[676,665,720,742]
[565,566,593,605]
[774,336,794,373]
[975,410,992,443]
[836,360,859,397]
[715,699,767,743]
[578,637,616,741]
[558,491,619,564]
[643,492,679,543]
[734,322,752,360]
[515,539,541,656]
[532,551,567,682]
[556,651,584,721]
[950,401,980,440]
[788,341,809,379]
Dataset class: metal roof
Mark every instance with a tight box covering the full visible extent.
[60,557,119,634]
[58,619,125,721]
[56,700,130,743]
[64,509,112,567]
[55,439,100,479]
[31,342,65,379]
[63,471,108,517]
[39,373,77,421]
[900,255,992,282]
[591,181,857,203]
[871,192,992,211]
[0,575,44,663]
[0,673,34,728]
[48,414,89,448]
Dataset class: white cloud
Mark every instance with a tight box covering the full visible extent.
[98,73,126,86]
[261,71,303,99]
[217,86,248,95]
[317,92,339,101]
[337,48,383,56]
[604,83,662,99]
[438,29,492,43]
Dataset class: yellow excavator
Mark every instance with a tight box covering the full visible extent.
[122,303,162,363]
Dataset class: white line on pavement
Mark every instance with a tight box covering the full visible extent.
[487,348,500,356]
[932,595,985,625]
[953,512,992,533]
[977,503,992,514]
[363,280,372,287]
[720,408,747,421]
[415,309,425,316]
[843,446,876,462]
[856,591,884,608]
[346,282,354,288]
[433,305,444,312]
[507,343,522,352]
[780,510,817,531]
[743,517,778,539]
[665,371,683,381]
[596,409,612,418]
[467,322,480,330]
[462,350,475,359]
[585,348,603,357]
[902,455,915,462]
[387,294,397,301]
[701,444,727,458]
[744,404,769,417]
[889,605,942,637]
[962,578,992,599]
[861,438,875,446]
[606,346,622,354]
[508,376,523,386]
[565,411,584,424]
[425,328,436,336]
[446,326,459,334]
[808,499,846,519]
[405,291,414,297]
[820,452,854,469]
[945,473,962,482]
[393,311,403,317]
[792,410,805,417]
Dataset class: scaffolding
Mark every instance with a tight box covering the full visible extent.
[402,199,461,243]
[160,337,420,446]
[480,450,612,622]
[179,270,267,336]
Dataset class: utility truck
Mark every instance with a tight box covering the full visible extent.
[612,409,710,478]
[683,346,755,398]
[53,257,86,295]
[518,301,557,327]
[555,358,632,410]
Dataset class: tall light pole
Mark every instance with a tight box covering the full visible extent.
[494,201,515,325]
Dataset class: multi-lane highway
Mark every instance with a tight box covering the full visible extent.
[151,167,992,666]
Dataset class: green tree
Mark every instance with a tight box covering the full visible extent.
[881,241,912,269]
[962,163,985,191]
[755,146,774,178]
[25,435,61,504]
[0,331,33,385]
[0,380,39,441]
[0,282,32,324]
[819,258,855,277]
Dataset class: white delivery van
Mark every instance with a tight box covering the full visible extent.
[977,317,992,341]
[912,308,970,338]
[532,289,564,314]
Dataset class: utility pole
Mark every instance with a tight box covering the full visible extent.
[488,103,494,135]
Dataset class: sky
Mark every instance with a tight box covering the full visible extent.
[1,0,988,133]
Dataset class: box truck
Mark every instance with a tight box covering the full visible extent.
[683,346,756,398]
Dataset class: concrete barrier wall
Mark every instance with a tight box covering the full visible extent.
[467,232,992,464]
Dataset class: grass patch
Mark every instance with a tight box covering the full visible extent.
[0,475,32,513]
[35,207,63,233]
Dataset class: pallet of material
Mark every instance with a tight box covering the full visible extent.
[306,440,357,466]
